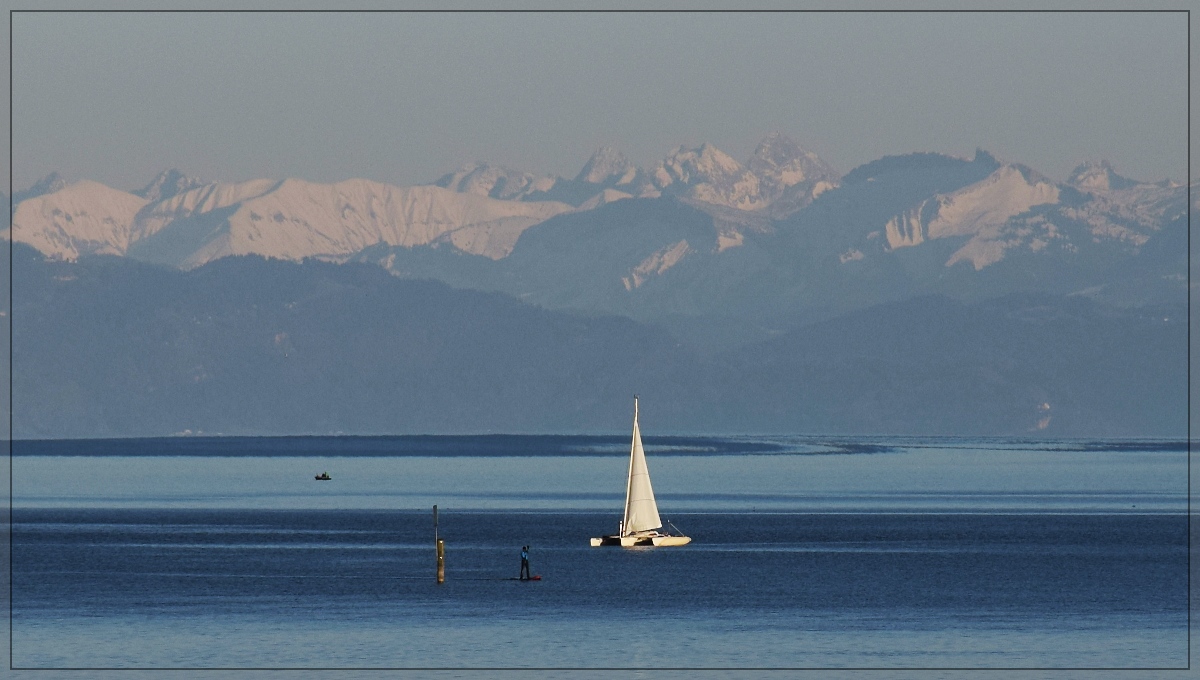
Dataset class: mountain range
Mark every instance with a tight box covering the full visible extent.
[5,133,1191,437]
[8,245,1184,438]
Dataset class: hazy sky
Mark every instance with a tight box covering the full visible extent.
[10,10,1189,193]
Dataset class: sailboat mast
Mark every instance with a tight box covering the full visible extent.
[621,395,638,536]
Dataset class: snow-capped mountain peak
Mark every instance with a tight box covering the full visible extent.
[746,132,840,214]
[883,163,1061,269]
[653,143,765,211]
[11,173,574,268]
[9,179,148,258]
[1067,160,1138,193]
[428,137,843,216]
[574,146,638,185]
[660,143,746,183]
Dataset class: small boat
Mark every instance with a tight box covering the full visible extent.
[315,472,331,481]
[590,397,691,547]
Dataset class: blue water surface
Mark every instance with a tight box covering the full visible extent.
[8,436,1190,673]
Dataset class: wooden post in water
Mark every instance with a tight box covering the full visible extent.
[434,505,444,583]
[436,539,445,584]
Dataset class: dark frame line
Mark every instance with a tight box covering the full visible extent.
[7,6,1190,676]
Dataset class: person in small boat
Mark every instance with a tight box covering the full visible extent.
[519,545,530,580]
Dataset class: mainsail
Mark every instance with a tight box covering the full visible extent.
[621,397,662,535]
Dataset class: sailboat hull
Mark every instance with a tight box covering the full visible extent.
[589,532,691,547]
[651,535,691,547]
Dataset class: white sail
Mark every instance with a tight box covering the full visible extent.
[622,397,662,535]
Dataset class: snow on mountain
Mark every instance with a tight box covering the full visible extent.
[160,178,571,266]
[1059,164,1186,247]
[1066,160,1138,193]
[435,215,557,258]
[432,163,557,201]
[13,176,572,267]
[432,152,650,208]
[132,168,209,204]
[576,188,634,211]
[15,146,1182,313]
[884,164,1061,269]
[12,171,68,206]
[652,143,766,211]
[8,180,149,259]
[746,132,840,215]
[641,135,841,216]
[622,239,692,290]
[429,136,839,216]
[131,178,280,245]
[875,158,1186,272]
[574,146,640,186]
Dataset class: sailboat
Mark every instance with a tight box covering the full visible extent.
[590,397,691,547]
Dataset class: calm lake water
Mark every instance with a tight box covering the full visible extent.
[8,435,1191,676]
